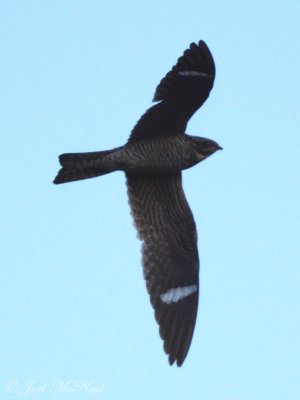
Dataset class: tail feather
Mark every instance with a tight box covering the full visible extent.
[53,166,110,184]
[58,149,115,168]
[53,148,121,184]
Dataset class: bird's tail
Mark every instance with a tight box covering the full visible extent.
[53,148,121,184]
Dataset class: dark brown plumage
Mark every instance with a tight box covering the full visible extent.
[54,40,221,366]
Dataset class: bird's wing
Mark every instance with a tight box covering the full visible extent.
[126,172,199,366]
[128,40,215,143]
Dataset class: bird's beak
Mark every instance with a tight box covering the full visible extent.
[217,145,223,151]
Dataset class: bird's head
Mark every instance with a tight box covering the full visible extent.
[193,136,223,159]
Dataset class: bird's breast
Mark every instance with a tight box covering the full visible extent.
[118,137,200,174]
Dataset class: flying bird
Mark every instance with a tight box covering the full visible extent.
[54,40,221,366]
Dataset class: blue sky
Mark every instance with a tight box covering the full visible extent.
[1,1,300,399]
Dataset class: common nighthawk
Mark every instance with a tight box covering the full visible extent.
[54,40,222,366]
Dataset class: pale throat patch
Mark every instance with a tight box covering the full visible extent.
[160,285,198,304]
[178,71,210,78]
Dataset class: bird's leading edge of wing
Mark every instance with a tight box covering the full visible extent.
[128,40,215,143]
[153,40,215,103]
[126,172,199,366]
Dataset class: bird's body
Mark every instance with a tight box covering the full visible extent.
[54,40,221,366]
[115,135,201,174]
[56,134,220,180]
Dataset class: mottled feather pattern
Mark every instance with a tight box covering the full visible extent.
[126,173,199,365]
[54,40,220,366]
[54,148,123,184]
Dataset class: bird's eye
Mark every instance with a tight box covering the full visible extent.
[202,140,209,147]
